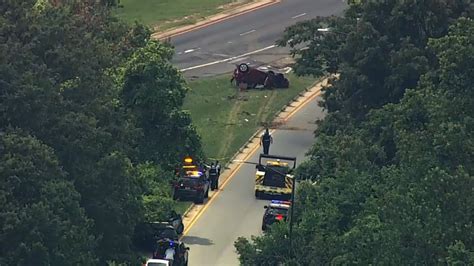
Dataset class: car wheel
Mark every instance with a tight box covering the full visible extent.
[195,193,204,204]
[177,223,184,234]
[238,63,249,73]
[255,190,261,199]
[173,190,178,200]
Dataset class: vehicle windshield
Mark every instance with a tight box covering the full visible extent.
[147,263,168,266]
[263,166,288,187]
[179,177,200,186]
[158,227,179,240]
[268,206,289,215]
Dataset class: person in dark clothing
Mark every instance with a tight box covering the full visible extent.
[209,163,219,191]
[260,128,273,155]
[215,160,221,176]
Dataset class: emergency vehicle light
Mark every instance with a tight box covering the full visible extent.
[271,200,291,205]
[276,214,284,221]
[184,157,193,163]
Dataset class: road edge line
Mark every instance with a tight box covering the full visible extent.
[179,76,330,238]
[152,0,280,40]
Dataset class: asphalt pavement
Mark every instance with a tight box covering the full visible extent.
[175,1,345,264]
[171,0,347,78]
[181,91,326,265]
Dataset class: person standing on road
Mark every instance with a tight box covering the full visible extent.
[260,128,273,155]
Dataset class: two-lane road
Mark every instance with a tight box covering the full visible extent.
[182,92,326,265]
[173,1,346,264]
[171,0,347,77]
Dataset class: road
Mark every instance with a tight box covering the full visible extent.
[182,92,326,265]
[171,0,347,77]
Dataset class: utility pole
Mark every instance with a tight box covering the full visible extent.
[288,174,296,255]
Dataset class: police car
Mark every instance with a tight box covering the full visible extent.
[173,157,210,204]
[173,170,210,204]
[261,200,291,231]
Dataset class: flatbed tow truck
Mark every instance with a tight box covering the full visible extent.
[254,154,296,200]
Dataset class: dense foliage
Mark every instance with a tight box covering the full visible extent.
[0,1,202,264]
[236,1,474,265]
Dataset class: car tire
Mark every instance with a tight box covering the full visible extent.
[173,190,178,200]
[238,63,250,73]
[255,190,261,199]
[177,223,184,235]
[195,193,204,204]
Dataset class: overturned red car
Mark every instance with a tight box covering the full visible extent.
[230,63,290,89]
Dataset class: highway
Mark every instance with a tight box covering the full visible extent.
[171,0,347,77]
[181,92,326,265]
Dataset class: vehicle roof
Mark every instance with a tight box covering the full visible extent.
[146,259,169,262]
[182,170,203,178]
[146,259,169,266]
[269,203,290,209]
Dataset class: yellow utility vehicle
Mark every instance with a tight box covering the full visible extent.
[254,154,296,200]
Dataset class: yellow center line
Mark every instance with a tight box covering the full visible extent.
[180,86,323,239]
[180,142,260,238]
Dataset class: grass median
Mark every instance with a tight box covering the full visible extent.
[175,72,315,214]
[184,73,316,165]
[116,0,253,31]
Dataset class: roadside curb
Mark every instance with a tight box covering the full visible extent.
[181,76,331,226]
[151,0,280,40]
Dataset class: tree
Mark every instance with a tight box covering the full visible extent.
[237,16,474,266]
[0,1,191,263]
[121,40,204,168]
[279,0,474,118]
[0,130,97,265]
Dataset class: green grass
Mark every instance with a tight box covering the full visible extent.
[184,73,316,165]
[173,73,315,214]
[175,201,193,214]
[116,0,251,30]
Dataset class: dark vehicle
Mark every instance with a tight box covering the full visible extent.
[153,238,189,266]
[173,170,210,204]
[255,154,296,200]
[230,63,290,89]
[133,223,180,252]
[168,210,184,234]
[262,200,291,231]
[208,163,220,191]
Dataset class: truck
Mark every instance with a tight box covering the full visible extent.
[254,154,296,200]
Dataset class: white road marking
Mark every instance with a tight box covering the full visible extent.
[229,57,249,64]
[239,29,256,36]
[184,49,195,54]
[180,45,277,72]
[292,13,307,19]
[282,67,292,73]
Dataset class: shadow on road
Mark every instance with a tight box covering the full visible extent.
[182,235,214,246]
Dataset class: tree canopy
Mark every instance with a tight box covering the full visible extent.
[237,2,474,265]
[1,1,203,264]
